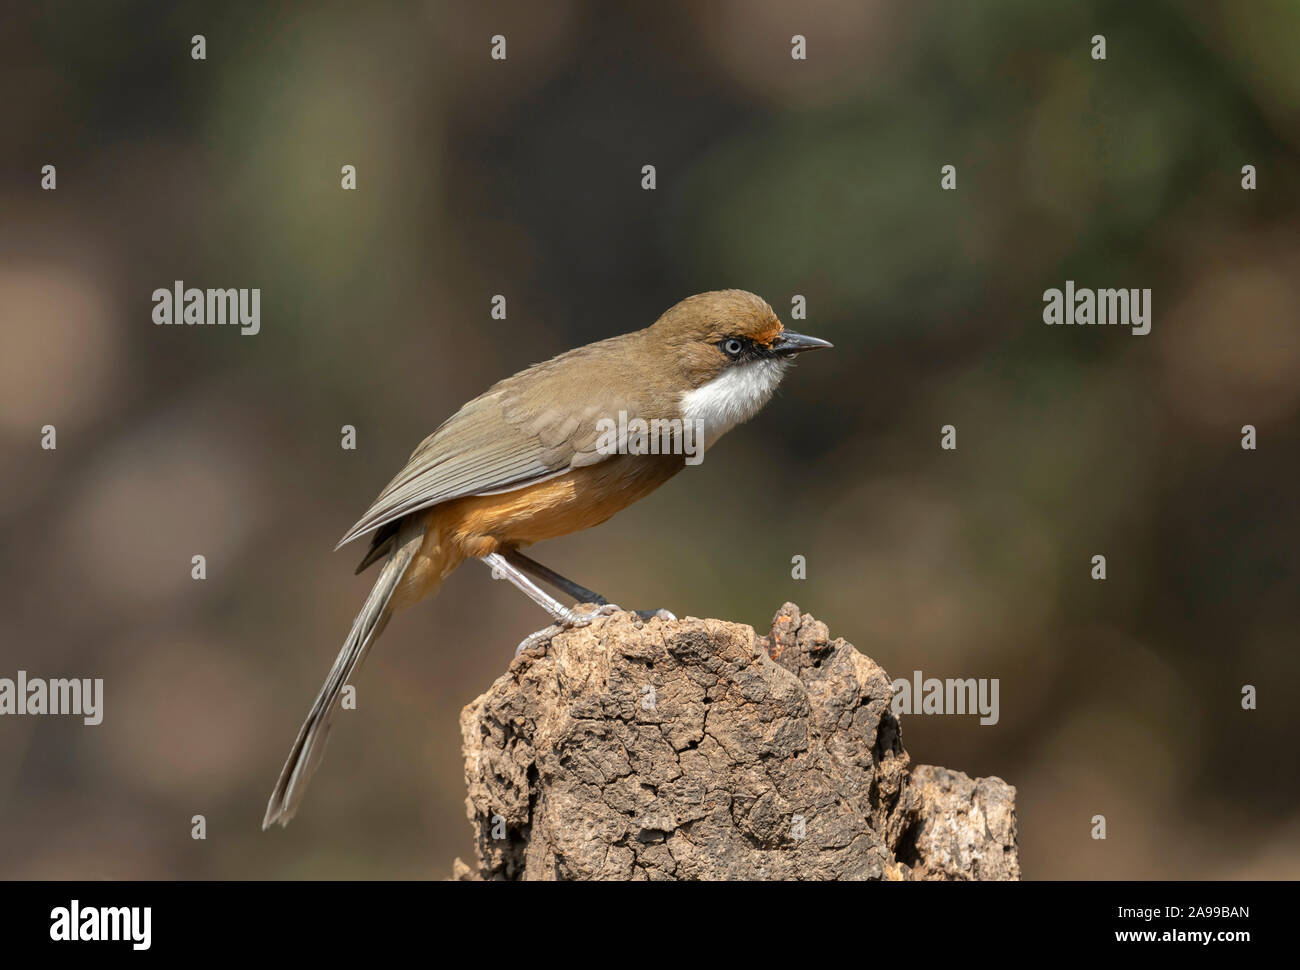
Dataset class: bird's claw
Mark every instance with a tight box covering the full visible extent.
[569,602,622,625]
[634,608,676,622]
[514,603,621,656]
[515,624,563,656]
[513,604,675,656]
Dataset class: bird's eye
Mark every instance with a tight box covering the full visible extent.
[721,338,745,358]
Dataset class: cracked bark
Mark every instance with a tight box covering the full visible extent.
[451,602,1019,881]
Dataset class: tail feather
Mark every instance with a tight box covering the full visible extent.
[262,520,424,829]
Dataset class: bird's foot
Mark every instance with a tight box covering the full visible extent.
[513,605,678,656]
[567,602,622,626]
[515,624,563,656]
[514,602,623,656]
[633,608,676,622]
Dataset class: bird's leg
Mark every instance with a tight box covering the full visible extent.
[480,552,596,624]
[480,552,621,655]
[502,549,677,627]
[502,549,608,605]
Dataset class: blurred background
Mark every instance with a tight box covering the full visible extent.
[1,0,1297,879]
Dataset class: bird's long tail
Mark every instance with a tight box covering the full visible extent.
[262,519,425,829]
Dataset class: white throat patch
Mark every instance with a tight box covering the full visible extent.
[680,358,789,451]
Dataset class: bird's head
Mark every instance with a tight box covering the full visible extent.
[647,289,832,444]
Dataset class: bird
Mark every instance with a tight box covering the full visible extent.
[262,289,832,828]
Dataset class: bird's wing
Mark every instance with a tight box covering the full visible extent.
[336,334,656,548]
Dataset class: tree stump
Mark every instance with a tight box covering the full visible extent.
[452,602,1018,880]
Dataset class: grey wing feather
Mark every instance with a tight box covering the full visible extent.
[335,335,648,549]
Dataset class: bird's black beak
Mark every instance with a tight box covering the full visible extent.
[772,330,834,357]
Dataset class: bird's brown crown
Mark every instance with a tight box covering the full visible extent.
[651,289,784,345]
